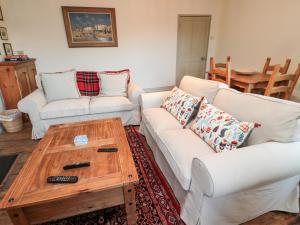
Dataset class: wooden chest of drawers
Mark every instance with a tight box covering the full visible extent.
[0,59,37,109]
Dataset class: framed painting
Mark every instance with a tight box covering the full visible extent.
[62,6,118,48]
[0,7,3,21]
[3,43,13,56]
[0,27,8,40]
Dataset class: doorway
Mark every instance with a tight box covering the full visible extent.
[176,15,211,85]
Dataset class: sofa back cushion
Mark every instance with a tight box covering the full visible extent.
[37,69,76,90]
[213,88,300,145]
[179,76,226,103]
[40,70,80,102]
[76,71,99,96]
[98,70,130,97]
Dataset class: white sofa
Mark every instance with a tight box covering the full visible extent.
[18,81,143,139]
[140,76,300,225]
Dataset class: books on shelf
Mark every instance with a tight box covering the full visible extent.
[4,55,30,61]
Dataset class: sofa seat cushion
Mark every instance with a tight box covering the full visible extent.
[40,98,90,119]
[90,96,135,114]
[142,108,183,135]
[159,129,215,190]
[213,88,300,145]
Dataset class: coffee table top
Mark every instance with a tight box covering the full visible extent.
[0,118,138,209]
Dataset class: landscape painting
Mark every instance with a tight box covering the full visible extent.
[62,7,118,47]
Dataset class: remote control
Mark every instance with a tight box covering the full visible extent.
[97,147,118,153]
[63,162,90,170]
[47,176,78,184]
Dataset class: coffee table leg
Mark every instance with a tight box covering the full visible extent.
[124,183,137,225]
[7,208,30,225]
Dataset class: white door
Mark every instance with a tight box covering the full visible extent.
[176,16,211,85]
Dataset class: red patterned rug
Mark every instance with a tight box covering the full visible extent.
[41,126,184,225]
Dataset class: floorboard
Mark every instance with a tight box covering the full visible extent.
[0,123,298,225]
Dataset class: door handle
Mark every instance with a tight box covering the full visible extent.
[201,57,206,61]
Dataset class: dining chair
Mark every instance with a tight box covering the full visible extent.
[208,57,231,85]
[264,63,300,100]
[215,56,231,68]
[262,57,291,74]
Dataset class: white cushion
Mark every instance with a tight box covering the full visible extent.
[213,88,300,145]
[37,69,75,90]
[90,96,135,114]
[179,76,225,103]
[142,108,183,134]
[40,98,90,119]
[98,72,129,97]
[159,129,215,190]
[40,70,80,102]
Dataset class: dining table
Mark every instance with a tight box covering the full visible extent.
[213,70,271,93]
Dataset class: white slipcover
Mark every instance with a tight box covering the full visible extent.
[213,88,300,145]
[142,108,183,134]
[18,81,143,139]
[40,97,90,119]
[90,96,135,114]
[158,129,215,190]
[179,75,227,102]
[139,75,300,225]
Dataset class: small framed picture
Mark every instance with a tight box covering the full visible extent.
[3,43,13,56]
[0,27,8,40]
[0,7,3,21]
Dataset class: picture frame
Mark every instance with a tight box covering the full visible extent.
[3,43,13,56]
[62,6,118,48]
[0,27,8,40]
[0,7,3,21]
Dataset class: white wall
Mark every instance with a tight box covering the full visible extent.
[2,0,223,89]
[216,0,300,101]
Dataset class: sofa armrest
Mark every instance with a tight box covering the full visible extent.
[192,141,300,198]
[128,81,144,105]
[18,89,47,122]
[141,91,171,110]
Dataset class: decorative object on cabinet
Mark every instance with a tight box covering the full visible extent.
[0,59,37,109]
[0,27,8,40]
[3,43,13,56]
[62,6,118,48]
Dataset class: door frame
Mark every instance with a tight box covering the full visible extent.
[176,14,212,83]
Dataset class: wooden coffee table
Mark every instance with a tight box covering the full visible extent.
[0,118,139,225]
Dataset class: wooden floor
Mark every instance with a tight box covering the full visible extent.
[0,124,299,225]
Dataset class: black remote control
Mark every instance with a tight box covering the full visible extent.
[63,162,90,170]
[97,147,118,153]
[47,176,78,184]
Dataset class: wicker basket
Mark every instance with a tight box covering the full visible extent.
[0,109,23,133]
[2,116,23,132]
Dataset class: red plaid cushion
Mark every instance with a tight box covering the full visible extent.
[76,71,100,96]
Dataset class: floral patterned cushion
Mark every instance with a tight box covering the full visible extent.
[161,87,201,127]
[190,97,256,152]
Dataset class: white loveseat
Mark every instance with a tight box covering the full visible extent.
[18,81,143,139]
[140,76,300,225]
